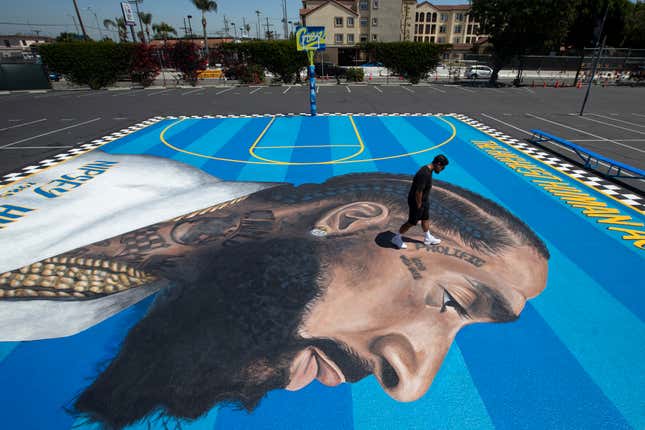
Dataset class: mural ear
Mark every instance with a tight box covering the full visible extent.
[313,202,389,237]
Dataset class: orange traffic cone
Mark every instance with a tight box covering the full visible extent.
[543,81,546,88]
[555,80,559,88]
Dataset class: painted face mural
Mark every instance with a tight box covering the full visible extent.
[0,158,549,429]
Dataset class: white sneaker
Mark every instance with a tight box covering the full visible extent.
[392,234,408,249]
[424,235,441,246]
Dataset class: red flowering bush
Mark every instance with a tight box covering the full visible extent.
[168,41,207,86]
[130,44,160,87]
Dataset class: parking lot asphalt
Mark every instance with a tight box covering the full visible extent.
[1,84,644,192]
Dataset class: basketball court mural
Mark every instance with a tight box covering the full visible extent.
[0,114,643,430]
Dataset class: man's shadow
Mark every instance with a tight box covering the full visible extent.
[375,231,424,249]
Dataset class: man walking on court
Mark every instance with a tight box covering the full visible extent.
[392,154,449,249]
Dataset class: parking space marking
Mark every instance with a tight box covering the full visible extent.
[426,85,446,93]
[346,86,351,93]
[283,86,292,94]
[457,86,476,93]
[632,113,645,118]
[181,88,203,96]
[0,118,47,132]
[374,86,383,93]
[527,113,645,154]
[216,87,234,95]
[576,114,645,136]
[401,86,415,93]
[588,113,645,129]
[0,117,101,149]
[76,91,106,98]
[148,89,170,97]
[250,87,263,95]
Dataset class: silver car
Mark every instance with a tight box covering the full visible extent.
[465,65,493,80]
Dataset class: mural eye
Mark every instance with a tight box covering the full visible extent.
[441,289,468,318]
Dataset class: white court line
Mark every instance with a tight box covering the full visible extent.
[374,86,383,93]
[480,113,628,174]
[346,86,351,93]
[426,85,446,93]
[283,86,292,94]
[457,86,476,93]
[575,114,645,136]
[571,139,645,142]
[1,146,73,150]
[148,89,170,96]
[527,113,645,154]
[401,86,415,93]
[181,88,203,96]
[0,117,101,149]
[588,113,645,129]
[0,118,47,132]
[216,87,234,95]
[250,87,263,94]
[632,113,645,118]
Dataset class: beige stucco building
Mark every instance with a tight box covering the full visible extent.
[300,0,486,64]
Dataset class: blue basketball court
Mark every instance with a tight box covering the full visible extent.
[0,113,643,430]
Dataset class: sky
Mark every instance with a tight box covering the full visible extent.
[0,0,465,39]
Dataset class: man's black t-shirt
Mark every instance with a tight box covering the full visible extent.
[408,165,433,206]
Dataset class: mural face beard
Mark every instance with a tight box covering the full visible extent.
[73,236,371,429]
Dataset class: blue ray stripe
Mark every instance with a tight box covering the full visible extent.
[409,117,645,322]
[331,117,378,176]
[161,119,224,167]
[215,382,353,430]
[532,244,645,429]
[380,116,454,167]
[170,118,231,167]
[0,297,154,430]
[236,117,302,183]
[0,342,18,364]
[102,120,182,155]
[284,116,333,185]
[352,345,494,430]
[100,120,172,153]
[457,304,631,429]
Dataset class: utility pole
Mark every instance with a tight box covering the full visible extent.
[231,22,237,39]
[67,13,80,34]
[184,17,189,38]
[282,0,289,40]
[72,0,88,39]
[187,15,194,38]
[223,15,230,37]
[242,17,247,38]
[256,10,262,39]
[579,3,609,116]
[131,0,145,42]
[264,17,274,40]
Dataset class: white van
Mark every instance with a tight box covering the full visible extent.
[465,65,493,80]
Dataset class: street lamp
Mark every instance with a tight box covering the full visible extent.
[187,15,194,38]
[231,22,237,39]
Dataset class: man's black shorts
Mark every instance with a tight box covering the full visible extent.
[407,201,429,225]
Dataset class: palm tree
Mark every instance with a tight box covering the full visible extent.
[104,18,127,42]
[152,22,177,45]
[244,23,251,39]
[191,0,217,66]
[139,12,153,44]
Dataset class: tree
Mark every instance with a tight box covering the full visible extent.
[139,12,153,44]
[191,0,218,66]
[623,1,645,48]
[55,32,85,42]
[360,42,447,84]
[470,0,578,85]
[152,22,178,44]
[104,18,127,43]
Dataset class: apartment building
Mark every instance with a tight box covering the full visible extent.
[1,35,53,61]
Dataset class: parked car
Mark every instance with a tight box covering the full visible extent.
[465,65,493,80]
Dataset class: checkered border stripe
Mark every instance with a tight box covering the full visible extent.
[0,117,165,188]
[454,114,645,213]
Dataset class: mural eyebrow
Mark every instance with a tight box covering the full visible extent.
[463,278,518,322]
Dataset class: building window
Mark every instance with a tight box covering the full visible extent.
[359,0,368,10]
[360,34,368,42]
[372,17,378,27]
[438,37,446,43]
[415,12,419,21]
[347,33,355,43]
[454,25,462,34]
[419,12,425,22]
[425,24,431,34]
[424,36,429,42]
[347,17,354,27]
[414,24,419,33]
[372,34,378,41]
[440,13,448,22]
[335,33,344,44]
[466,36,470,43]
[439,25,447,33]
[335,17,343,27]
[430,36,435,42]
[455,13,464,21]
[474,25,480,34]
[454,37,461,44]
[360,17,368,27]
[373,0,379,9]
[432,13,437,22]
[431,24,436,33]
[467,24,473,34]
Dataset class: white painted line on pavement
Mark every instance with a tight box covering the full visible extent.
[250,87,263,94]
[0,117,102,149]
[457,86,476,93]
[401,86,415,93]
[426,85,446,93]
[524,88,536,94]
[181,88,203,96]
[216,87,234,95]
[0,118,47,132]
[588,113,645,129]
[77,91,108,98]
[346,86,351,93]
[527,113,645,154]
[374,86,383,93]
[8,119,22,122]
[576,114,645,136]
[632,113,645,118]
[283,86,292,94]
[148,89,170,96]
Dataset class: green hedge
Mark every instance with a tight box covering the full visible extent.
[39,41,135,89]
[345,67,364,82]
[360,42,449,84]
[223,40,308,84]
